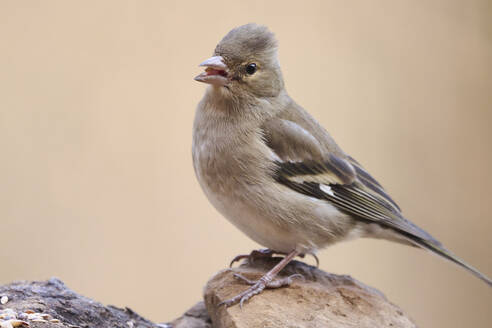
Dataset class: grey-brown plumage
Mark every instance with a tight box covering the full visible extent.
[193,24,491,306]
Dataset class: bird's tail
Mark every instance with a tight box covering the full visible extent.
[408,237,492,287]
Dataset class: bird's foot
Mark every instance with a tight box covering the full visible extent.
[229,248,281,267]
[229,249,320,268]
[219,272,304,308]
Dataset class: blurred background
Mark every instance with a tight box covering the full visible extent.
[1,1,491,327]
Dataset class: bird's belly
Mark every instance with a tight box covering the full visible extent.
[204,190,303,253]
[234,208,300,252]
[198,173,354,254]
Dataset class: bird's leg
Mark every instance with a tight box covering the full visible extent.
[229,248,283,267]
[220,249,301,308]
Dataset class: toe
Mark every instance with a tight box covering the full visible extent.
[265,273,304,288]
[233,273,256,285]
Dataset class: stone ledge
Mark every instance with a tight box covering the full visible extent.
[204,257,416,328]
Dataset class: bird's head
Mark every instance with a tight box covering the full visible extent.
[195,24,284,100]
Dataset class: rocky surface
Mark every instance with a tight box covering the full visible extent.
[204,257,417,328]
[169,302,211,328]
[0,259,416,328]
[0,278,209,328]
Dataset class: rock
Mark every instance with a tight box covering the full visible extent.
[0,278,210,328]
[0,262,416,328]
[170,302,212,328]
[204,257,416,328]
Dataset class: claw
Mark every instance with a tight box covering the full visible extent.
[290,273,305,281]
[309,253,320,268]
[229,248,276,267]
[229,255,249,268]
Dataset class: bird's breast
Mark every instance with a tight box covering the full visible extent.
[193,123,268,197]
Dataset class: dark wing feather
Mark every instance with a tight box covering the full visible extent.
[274,161,436,242]
[347,156,401,211]
[263,118,438,243]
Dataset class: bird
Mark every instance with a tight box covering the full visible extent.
[192,23,491,307]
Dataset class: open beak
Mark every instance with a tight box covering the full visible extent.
[194,56,229,86]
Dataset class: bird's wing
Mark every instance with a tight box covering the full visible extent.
[262,117,492,287]
[261,118,437,243]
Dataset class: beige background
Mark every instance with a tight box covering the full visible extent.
[1,1,491,327]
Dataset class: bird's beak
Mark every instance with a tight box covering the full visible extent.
[194,56,229,86]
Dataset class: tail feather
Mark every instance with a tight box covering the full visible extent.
[409,237,492,287]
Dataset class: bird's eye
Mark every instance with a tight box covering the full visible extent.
[245,63,257,75]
